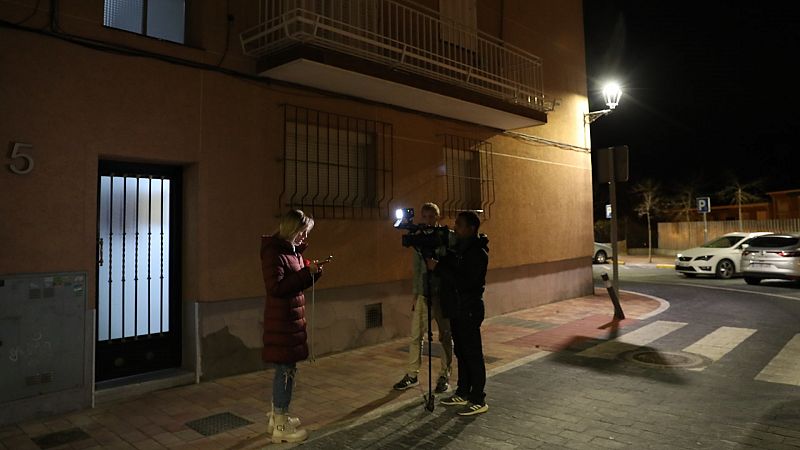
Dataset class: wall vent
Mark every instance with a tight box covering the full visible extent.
[365,303,383,329]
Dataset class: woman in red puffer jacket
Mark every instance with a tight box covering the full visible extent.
[260,209,322,444]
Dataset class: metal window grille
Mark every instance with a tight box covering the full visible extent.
[441,135,494,218]
[282,105,394,219]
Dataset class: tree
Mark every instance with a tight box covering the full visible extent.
[669,185,699,247]
[717,177,763,231]
[633,179,662,263]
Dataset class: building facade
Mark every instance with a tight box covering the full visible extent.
[0,0,594,423]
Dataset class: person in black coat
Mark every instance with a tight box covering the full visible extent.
[426,211,490,416]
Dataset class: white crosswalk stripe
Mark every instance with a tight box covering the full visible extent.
[755,334,800,386]
[573,322,800,387]
[577,320,687,359]
[683,326,757,371]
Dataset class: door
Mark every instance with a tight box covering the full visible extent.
[96,161,182,382]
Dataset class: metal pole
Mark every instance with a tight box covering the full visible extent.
[703,212,708,243]
[609,150,619,296]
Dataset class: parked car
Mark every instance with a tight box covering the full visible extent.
[593,242,613,264]
[675,232,772,279]
[741,234,800,285]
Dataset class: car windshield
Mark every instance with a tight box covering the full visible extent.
[747,236,800,248]
[701,236,743,248]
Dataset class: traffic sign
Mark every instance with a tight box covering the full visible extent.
[697,197,711,214]
[596,145,630,183]
[606,204,612,219]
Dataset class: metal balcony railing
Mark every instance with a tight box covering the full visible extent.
[240,0,549,112]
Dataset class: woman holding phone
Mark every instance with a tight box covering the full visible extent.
[260,209,327,443]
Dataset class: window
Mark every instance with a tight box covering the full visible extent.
[104,0,186,44]
[439,0,478,50]
[748,236,800,248]
[441,135,494,217]
[701,236,743,248]
[282,105,394,219]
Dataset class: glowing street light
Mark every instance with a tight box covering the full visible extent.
[585,82,623,123]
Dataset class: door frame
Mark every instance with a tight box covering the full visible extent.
[95,160,183,382]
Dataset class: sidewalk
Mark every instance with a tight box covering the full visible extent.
[0,289,665,450]
[614,254,676,269]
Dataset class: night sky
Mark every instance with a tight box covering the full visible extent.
[583,1,800,221]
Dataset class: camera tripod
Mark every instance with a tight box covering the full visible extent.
[422,265,436,412]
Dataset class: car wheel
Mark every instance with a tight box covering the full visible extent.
[683,273,697,278]
[594,250,607,264]
[744,277,761,285]
[716,259,735,279]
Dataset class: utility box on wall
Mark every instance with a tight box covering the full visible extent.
[0,272,92,425]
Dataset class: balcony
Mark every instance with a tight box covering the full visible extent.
[240,0,550,130]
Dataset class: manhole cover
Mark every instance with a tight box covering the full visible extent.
[620,349,709,369]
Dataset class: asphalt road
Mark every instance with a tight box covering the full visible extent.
[295,266,800,449]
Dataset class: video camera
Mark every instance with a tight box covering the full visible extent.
[393,208,451,260]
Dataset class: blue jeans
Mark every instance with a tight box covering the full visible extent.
[272,363,297,414]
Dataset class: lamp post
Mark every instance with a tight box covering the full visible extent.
[587,82,625,297]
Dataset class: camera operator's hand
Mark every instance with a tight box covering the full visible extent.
[425,258,438,271]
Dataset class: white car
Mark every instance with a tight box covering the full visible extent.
[675,232,772,279]
[593,242,613,264]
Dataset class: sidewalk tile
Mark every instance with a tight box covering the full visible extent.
[1,289,662,449]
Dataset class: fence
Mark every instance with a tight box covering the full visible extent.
[240,0,548,112]
[658,219,800,250]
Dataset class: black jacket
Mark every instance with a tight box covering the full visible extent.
[435,234,489,316]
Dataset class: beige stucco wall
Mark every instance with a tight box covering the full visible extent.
[1,0,593,380]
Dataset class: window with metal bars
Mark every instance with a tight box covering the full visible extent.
[441,135,494,217]
[282,105,394,219]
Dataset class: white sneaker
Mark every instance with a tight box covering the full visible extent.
[271,413,308,443]
[267,412,301,435]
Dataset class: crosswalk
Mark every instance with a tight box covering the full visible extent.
[575,320,800,387]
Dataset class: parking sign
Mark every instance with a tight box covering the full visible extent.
[697,197,711,214]
[606,204,612,219]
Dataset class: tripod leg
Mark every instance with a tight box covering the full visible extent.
[424,270,435,412]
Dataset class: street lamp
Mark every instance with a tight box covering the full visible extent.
[585,82,622,124]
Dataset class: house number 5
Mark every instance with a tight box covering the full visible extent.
[8,142,34,175]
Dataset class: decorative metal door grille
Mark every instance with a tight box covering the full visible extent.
[95,162,181,381]
[441,135,494,217]
[282,104,394,219]
[98,175,171,340]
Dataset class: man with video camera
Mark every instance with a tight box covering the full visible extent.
[426,211,489,416]
[393,203,455,394]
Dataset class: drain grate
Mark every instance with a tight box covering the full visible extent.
[185,412,253,437]
[620,349,708,369]
[32,428,90,449]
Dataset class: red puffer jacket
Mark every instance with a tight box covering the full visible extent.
[260,235,321,364]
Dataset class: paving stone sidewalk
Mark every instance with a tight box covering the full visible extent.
[0,290,660,450]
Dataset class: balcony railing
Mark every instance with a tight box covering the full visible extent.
[240,0,549,112]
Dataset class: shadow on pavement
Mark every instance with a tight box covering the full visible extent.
[745,399,800,443]
[328,389,403,426]
[546,337,691,385]
[758,280,800,290]
[302,400,473,449]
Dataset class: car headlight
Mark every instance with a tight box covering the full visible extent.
[694,255,715,261]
